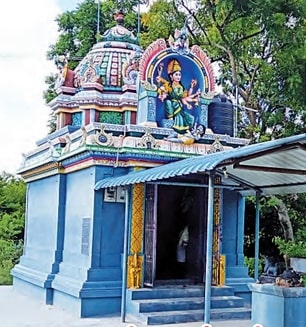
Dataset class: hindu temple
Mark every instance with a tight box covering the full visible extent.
[12,9,306,325]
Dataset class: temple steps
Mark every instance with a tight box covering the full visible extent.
[126,285,251,325]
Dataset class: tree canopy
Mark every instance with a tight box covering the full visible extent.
[47,0,141,67]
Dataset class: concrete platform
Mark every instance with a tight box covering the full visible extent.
[0,286,252,327]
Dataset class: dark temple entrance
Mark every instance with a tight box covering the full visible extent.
[143,181,208,286]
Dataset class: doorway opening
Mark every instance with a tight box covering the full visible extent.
[155,184,207,284]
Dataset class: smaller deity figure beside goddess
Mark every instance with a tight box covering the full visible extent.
[168,24,190,55]
[54,54,79,89]
[164,123,205,145]
[156,59,201,134]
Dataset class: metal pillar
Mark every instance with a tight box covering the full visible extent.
[254,191,260,281]
[204,173,215,323]
[121,186,130,322]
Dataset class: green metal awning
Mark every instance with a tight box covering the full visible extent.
[95,133,306,196]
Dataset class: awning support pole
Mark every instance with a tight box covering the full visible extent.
[254,191,260,281]
[121,186,130,322]
[204,173,214,324]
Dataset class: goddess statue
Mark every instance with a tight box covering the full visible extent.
[156,59,201,134]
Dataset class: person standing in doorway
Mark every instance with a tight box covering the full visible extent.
[176,225,189,278]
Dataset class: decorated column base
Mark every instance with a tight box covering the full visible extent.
[248,283,306,327]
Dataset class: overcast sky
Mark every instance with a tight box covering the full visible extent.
[0,0,81,174]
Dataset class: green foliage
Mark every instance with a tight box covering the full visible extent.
[244,196,283,259]
[0,239,23,285]
[46,0,140,69]
[301,274,306,287]
[244,256,264,278]
[140,0,185,48]
[274,236,306,258]
[245,194,306,262]
[0,172,26,285]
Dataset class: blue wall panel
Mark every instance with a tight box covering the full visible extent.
[24,176,61,266]
[250,284,306,327]
[51,165,128,317]
[100,202,125,267]
[53,167,95,286]
[12,174,66,303]
[222,190,239,266]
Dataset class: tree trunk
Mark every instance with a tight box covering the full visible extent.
[274,198,294,269]
[274,198,294,242]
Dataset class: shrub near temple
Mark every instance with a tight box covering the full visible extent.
[274,235,306,285]
[274,236,306,259]
[0,172,26,285]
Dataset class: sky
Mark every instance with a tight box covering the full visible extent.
[0,0,81,175]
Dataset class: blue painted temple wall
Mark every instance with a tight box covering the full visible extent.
[21,175,62,271]
[222,190,245,268]
[12,174,66,303]
[222,189,252,303]
[12,166,129,316]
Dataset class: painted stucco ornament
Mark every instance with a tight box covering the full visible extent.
[208,135,224,153]
[54,54,77,89]
[93,125,113,146]
[168,23,190,55]
[123,49,142,85]
[137,127,159,149]
[140,80,157,92]
[164,123,205,145]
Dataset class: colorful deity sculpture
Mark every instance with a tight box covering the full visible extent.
[156,59,201,134]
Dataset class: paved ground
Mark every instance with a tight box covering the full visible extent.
[0,286,253,327]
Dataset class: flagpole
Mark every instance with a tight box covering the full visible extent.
[137,1,140,44]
